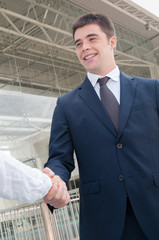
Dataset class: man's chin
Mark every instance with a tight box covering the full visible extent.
[82,64,96,73]
[87,68,100,75]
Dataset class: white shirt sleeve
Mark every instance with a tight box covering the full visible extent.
[0,152,52,204]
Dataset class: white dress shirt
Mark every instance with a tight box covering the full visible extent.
[87,65,120,103]
[0,151,52,203]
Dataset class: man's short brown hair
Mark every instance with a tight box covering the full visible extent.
[72,13,116,40]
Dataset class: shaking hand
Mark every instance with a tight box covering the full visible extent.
[43,167,70,208]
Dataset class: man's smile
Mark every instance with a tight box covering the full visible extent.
[83,53,97,60]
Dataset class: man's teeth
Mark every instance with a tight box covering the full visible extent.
[85,54,96,60]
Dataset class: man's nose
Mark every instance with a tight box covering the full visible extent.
[82,41,90,51]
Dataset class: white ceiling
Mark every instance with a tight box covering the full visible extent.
[0,0,159,147]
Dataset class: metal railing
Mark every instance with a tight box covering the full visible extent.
[0,196,79,240]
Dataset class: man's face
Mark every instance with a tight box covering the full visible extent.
[74,23,116,76]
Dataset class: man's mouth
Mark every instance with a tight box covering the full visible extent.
[83,53,97,60]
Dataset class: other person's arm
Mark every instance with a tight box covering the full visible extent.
[0,151,52,203]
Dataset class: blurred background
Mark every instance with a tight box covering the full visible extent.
[0,0,159,238]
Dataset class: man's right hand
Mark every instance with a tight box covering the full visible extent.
[43,167,70,208]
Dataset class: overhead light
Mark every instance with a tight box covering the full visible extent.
[145,23,151,31]
[0,146,10,150]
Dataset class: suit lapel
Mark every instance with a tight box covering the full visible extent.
[117,71,137,140]
[79,76,117,136]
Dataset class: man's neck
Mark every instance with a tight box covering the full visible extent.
[89,65,117,77]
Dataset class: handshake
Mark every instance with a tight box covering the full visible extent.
[43,167,70,209]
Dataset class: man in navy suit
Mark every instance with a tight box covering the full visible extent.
[44,13,159,239]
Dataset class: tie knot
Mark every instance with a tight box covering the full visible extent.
[98,76,110,86]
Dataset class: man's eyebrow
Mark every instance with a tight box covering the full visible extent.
[74,33,99,45]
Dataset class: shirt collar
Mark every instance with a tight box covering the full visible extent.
[87,65,120,88]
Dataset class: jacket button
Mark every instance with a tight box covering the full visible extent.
[119,175,124,181]
[117,143,123,149]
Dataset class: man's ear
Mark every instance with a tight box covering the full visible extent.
[110,36,117,50]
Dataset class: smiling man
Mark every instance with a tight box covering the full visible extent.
[44,13,159,240]
[74,23,116,75]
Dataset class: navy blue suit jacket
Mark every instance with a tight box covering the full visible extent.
[45,71,159,240]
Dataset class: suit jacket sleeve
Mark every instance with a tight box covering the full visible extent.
[45,97,75,184]
[155,79,159,113]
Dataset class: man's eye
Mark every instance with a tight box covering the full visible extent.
[90,38,96,41]
[76,42,82,47]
